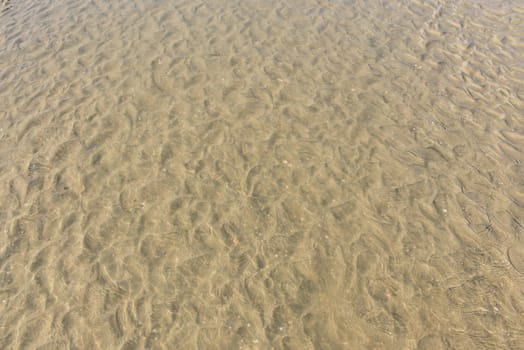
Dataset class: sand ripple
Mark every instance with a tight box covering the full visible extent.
[0,0,523,348]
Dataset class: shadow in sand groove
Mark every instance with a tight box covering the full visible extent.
[1,0,11,13]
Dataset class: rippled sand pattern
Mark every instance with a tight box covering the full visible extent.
[1,0,524,348]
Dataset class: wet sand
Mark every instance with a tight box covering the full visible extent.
[0,0,524,348]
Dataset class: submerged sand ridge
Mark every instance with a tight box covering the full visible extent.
[0,0,524,348]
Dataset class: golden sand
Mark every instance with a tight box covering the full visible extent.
[0,0,523,348]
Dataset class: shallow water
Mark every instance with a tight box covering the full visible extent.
[0,0,523,348]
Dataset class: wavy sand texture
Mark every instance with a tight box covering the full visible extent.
[0,0,523,348]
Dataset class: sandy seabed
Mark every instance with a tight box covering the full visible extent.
[0,0,524,349]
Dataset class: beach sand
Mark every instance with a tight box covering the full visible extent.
[0,0,523,348]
